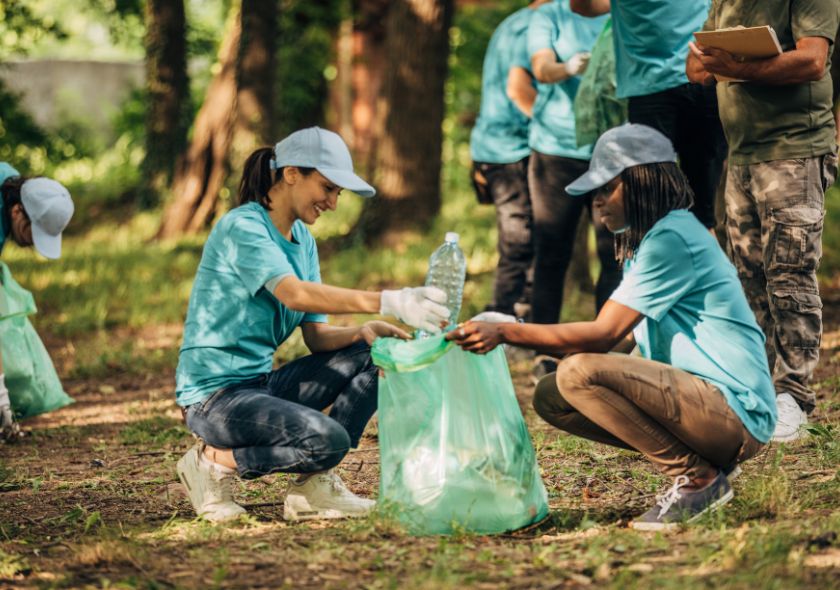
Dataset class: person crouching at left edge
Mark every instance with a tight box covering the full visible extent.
[0,162,74,442]
[174,127,450,523]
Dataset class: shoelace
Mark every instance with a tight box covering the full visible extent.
[656,475,691,518]
[210,467,235,501]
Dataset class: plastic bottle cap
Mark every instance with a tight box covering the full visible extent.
[444,232,459,243]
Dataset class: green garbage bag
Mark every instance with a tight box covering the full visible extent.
[372,333,549,535]
[0,262,73,419]
[575,18,628,147]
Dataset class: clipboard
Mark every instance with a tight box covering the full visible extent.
[694,25,783,82]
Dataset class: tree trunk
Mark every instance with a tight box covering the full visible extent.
[142,0,188,207]
[156,11,241,240]
[354,0,454,246]
[231,0,277,159]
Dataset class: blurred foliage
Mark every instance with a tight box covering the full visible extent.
[275,0,345,138]
[0,0,66,59]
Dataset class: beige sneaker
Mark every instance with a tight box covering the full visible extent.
[283,470,375,521]
[176,443,246,522]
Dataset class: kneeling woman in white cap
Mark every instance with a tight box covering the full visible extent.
[447,124,776,531]
[0,163,74,442]
[175,127,449,523]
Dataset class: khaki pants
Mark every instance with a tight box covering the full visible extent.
[534,353,763,479]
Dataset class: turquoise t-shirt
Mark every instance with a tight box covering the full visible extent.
[470,8,534,164]
[175,202,328,406]
[610,210,776,443]
[527,0,606,159]
[0,162,21,255]
[611,0,711,99]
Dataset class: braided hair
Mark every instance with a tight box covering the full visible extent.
[615,162,694,265]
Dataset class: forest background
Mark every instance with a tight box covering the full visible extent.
[1,1,840,588]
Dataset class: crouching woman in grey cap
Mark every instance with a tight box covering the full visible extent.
[175,127,449,523]
[0,163,74,442]
[448,124,776,531]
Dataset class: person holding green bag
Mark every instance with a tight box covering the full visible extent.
[174,127,450,523]
[448,124,775,530]
[0,162,75,441]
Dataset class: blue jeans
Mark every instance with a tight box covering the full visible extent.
[184,342,378,479]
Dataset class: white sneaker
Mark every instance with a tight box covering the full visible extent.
[283,470,375,521]
[176,444,246,522]
[771,393,808,442]
[0,403,22,443]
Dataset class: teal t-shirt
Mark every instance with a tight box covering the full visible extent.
[610,210,776,443]
[175,202,328,406]
[611,0,711,99]
[527,0,606,158]
[0,162,21,255]
[470,8,535,164]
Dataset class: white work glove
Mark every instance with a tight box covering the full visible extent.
[565,51,591,77]
[0,375,21,443]
[470,311,518,323]
[380,287,450,334]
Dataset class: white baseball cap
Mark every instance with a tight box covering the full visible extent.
[270,127,376,198]
[21,178,74,259]
[566,123,679,196]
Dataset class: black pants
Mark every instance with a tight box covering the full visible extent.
[628,82,727,229]
[475,158,534,316]
[528,151,622,324]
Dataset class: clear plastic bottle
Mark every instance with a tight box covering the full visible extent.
[417,232,466,338]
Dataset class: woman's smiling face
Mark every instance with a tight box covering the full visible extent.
[289,170,342,225]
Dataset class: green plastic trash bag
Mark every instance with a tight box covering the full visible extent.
[372,334,549,535]
[575,18,628,147]
[0,262,73,419]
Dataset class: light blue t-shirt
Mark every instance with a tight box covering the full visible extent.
[175,202,328,406]
[611,0,711,99]
[527,0,607,159]
[470,8,535,164]
[0,162,21,255]
[610,210,776,443]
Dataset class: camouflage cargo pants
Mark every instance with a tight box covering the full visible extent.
[725,153,838,413]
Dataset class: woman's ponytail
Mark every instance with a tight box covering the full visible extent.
[238,147,275,209]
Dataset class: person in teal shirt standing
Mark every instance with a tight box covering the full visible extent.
[571,0,727,231]
[0,163,74,442]
[175,127,450,523]
[448,124,775,530]
[470,0,550,319]
[526,0,619,376]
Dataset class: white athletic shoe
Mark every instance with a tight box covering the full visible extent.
[771,393,808,443]
[176,444,246,522]
[283,470,375,521]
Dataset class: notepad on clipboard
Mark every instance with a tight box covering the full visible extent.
[694,25,783,82]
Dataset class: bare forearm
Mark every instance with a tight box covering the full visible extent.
[533,60,573,84]
[499,321,621,355]
[274,277,380,315]
[736,50,825,84]
[303,324,365,353]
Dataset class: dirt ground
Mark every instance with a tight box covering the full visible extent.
[1,300,840,589]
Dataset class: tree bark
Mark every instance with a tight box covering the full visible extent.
[232,0,277,157]
[142,0,189,207]
[156,11,241,240]
[354,0,454,246]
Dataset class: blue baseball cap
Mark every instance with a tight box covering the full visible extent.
[270,127,376,198]
[21,178,74,259]
[566,123,678,196]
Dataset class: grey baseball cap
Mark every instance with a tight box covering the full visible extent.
[270,126,375,198]
[566,123,678,196]
[21,178,74,259]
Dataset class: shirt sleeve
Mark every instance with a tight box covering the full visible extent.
[527,7,556,58]
[302,233,328,324]
[512,24,533,71]
[225,215,295,297]
[701,0,717,32]
[792,0,840,43]
[609,229,698,322]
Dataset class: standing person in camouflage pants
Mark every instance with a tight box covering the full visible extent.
[688,0,839,441]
